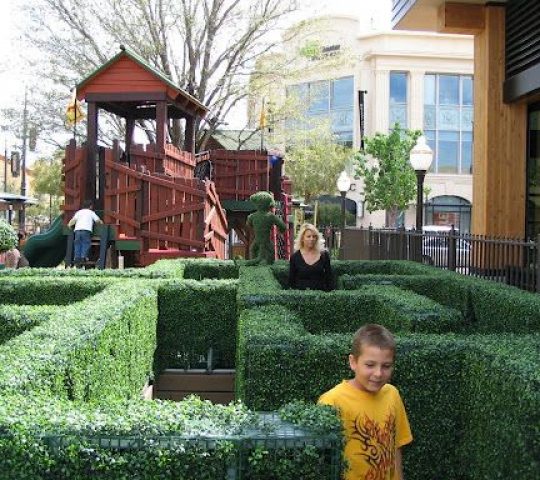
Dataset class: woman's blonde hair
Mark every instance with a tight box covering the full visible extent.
[294,223,324,252]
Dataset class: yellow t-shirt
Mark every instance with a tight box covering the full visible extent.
[319,381,413,480]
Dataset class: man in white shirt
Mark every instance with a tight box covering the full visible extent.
[68,200,103,266]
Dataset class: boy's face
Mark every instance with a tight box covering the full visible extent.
[349,345,394,394]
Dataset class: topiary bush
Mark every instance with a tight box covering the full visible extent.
[0,220,17,253]
[155,279,238,372]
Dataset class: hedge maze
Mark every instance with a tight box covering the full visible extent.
[0,259,538,479]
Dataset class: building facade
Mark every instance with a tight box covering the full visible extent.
[392,0,540,239]
[265,15,475,230]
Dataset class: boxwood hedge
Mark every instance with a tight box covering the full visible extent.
[2,259,538,479]
[237,262,539,480]
[156,279,238,372]
[0,265,341,479]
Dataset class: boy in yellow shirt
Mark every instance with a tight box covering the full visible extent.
[319,324,412,480]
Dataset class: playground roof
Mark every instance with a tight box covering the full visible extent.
[76,46,209,120]
[0,193,38,204]
[209,130,265,151]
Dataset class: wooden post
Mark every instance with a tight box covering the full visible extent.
[86,101,98,204]
[125,117,135,157]
[184,115,196,154]
[156,101,167,156]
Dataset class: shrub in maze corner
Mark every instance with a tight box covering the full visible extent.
[156,279,238,371]
[0,281,158,402]
[0,304,59,345]
[0,219,17,253]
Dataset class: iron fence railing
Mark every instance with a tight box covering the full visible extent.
[340,226,540,293]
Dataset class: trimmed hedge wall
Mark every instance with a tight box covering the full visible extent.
[0,260,342,479]
[0,267,174,279]
[236,262,540,480]
[271,259,435,289]
[1,258,537,479]
[0,305,59,345]
[240,286,463,334]
[0,395,342,480]
[341,271,540,333]
[0,278,109,305]
[155,279,238,372]
[0,281,158,401]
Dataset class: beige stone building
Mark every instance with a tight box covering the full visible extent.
[260,14,474,230]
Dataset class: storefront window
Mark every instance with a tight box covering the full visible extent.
[424,74,474,174]
[424,195,472,232]
[287,76,354,147]
[389,72,408,128]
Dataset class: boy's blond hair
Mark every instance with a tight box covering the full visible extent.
[351,324,396,358]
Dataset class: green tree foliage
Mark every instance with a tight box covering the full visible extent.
[354,124,422,227]
[0,220,18,253]
[27,150,64,223]
[316,203,355,227]
[286,123,352,203]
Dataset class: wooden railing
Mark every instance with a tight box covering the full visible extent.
[62,139,85,223]
[63,143,227,259]
[203,181,228,259]
[203,149,270,201]
[127,143,196,178]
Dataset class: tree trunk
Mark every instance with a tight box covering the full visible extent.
[386,206,400,228]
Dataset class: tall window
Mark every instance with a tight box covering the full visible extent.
[389,72,408,128]
[424,74,473,174]
[286,76,354,146]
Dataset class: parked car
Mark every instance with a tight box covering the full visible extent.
[422,225,470,269]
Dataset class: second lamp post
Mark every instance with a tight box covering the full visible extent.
[337,170,352,259]
[409,136,433,231]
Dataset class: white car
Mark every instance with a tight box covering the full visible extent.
[422,226,470,269]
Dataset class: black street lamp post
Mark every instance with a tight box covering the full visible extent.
[409,136,433,232]
[336,170,351,260]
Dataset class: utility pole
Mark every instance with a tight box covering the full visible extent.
[3,135,7,192]
[19,88,28,230]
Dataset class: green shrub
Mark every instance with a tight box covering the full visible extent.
[183,259,239,280]
[0,278,109,305]
[0,305,59,345]
[0,281,157,401]
[457,335,540,479]
[240,286,463,335]
[0,395,342,480]
[0,267,173,279]
[234,260,540,480]
[156,279,238,372]
[0,220,17,253]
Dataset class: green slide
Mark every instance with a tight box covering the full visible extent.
[23,215,67,268]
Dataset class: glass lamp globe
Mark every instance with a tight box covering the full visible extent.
[337,170,351,193]
[410,136,433,172]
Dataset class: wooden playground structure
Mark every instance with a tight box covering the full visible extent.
[62,46,290,267]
